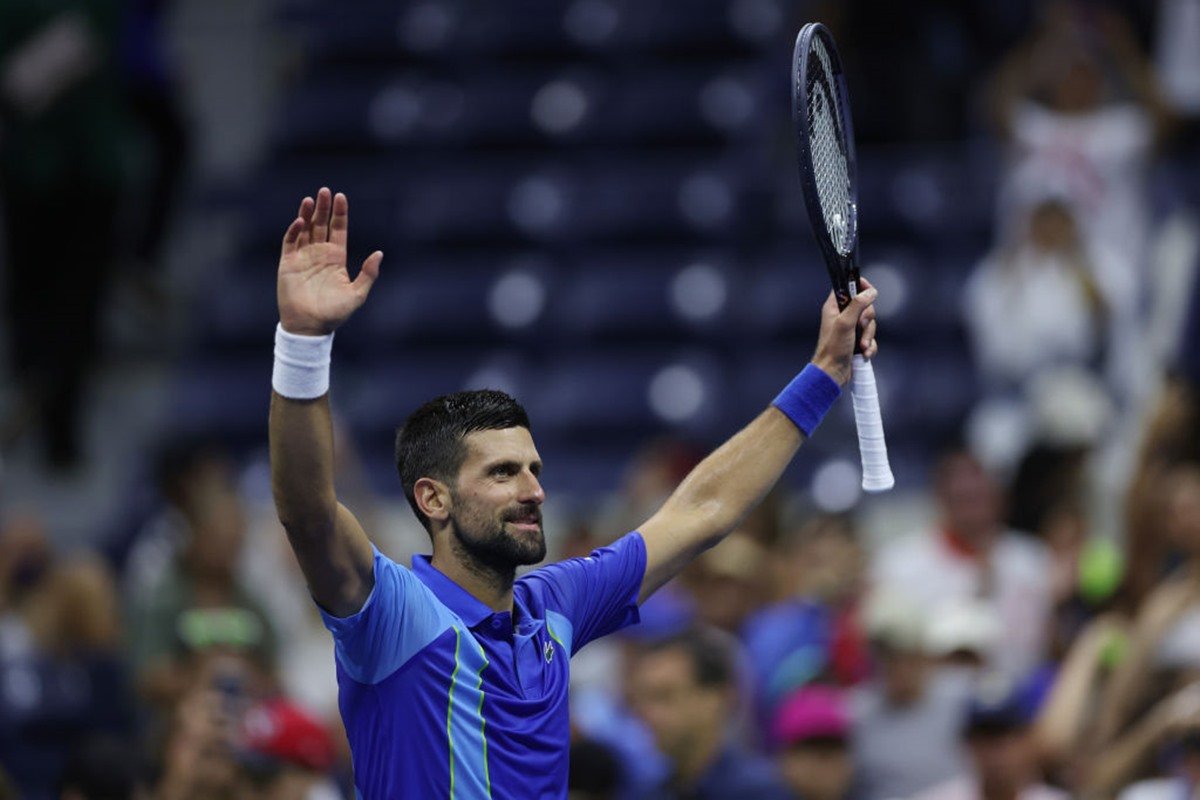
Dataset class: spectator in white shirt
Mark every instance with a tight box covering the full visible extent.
[872,448,1054,680]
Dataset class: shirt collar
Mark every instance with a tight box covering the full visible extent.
[411,554,494,628]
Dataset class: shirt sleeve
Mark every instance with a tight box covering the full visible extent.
[317,547,451,685]
[523,531,647,655]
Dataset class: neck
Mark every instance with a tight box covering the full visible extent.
[432,537,516,613]
[673,727,723,788]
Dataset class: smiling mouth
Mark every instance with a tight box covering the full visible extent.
[507,517,542,533]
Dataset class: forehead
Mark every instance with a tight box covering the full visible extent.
[459,427,539,465]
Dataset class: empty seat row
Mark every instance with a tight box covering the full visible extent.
[273,65,770,153]
[278,0,770,64]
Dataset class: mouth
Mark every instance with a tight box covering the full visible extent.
[506,512,542,535]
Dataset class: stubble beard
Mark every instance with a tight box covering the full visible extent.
[448,496,546,588]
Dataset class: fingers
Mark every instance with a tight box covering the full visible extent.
[861,312,878,358]
[821,290,840,319]
[329,192,349,247]
[854,279,879,358]
[353,251,384,298]
[281,216,304,255]
[296,196,315,247]
[839,283,877,323]
[311,187,333,244]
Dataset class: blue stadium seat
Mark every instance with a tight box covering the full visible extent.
[846,146,996,244]
[547,250,735,342]
[338,254,556,353]
[337,353,515,441]
[278,0,750,64]
[523,349,725,438]
[734,251,832,340]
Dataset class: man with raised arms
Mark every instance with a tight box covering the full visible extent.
[268,187,878,798]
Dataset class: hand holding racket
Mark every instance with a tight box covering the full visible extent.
[793,22,895,492]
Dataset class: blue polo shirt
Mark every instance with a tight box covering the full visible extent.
[319,531,647,799]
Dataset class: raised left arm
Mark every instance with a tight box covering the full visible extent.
[636,284,877,602]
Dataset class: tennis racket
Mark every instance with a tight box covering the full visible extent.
[792,22,894,492]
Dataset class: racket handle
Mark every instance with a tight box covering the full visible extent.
[851,355,894,493]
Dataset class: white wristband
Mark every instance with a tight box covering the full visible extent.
[272,323,334,399]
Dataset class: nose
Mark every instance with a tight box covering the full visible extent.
[519,469,546,505]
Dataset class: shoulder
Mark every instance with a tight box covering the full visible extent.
[518,532,646,602]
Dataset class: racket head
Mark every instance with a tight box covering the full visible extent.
[792,22,860,304]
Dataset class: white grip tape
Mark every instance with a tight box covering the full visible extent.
[850,355,895,492]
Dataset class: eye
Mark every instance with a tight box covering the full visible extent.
[490,464,517,478]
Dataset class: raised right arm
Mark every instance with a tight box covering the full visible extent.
[270,188,383,617]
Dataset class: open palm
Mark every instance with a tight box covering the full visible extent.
[277,187,383,336]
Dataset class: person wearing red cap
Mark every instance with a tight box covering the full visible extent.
[773,685,854,800]
[237,699,341,800]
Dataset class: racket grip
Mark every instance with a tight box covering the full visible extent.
[851,355,894,493]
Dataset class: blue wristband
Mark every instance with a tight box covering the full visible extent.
[772,363,841,437]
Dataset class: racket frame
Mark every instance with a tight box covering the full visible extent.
[791,22,862,309]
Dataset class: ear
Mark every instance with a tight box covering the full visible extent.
[414,477,451,523]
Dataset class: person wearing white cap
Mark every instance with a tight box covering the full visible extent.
[851,591,972,800]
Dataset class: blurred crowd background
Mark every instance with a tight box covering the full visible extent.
[2,0,1200,798]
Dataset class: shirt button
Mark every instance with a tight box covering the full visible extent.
[491,619,502,629]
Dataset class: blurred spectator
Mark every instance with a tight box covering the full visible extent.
[965,196,1120,395]
[680,532,769,634]
[871,447,1054,679]
[568,738,623,800]
[153,656,247,800]
[1124,380,1200,608]
[0,515,133,800]
[0,0,133,468]
[1033,612,1131,787]
[910,676,1068,800]
[123,439,238,603]
[126,483,277,711]
[626,627,791,800]
[991,1,1169,267]
[1097,463,1200,744]
[743,514,869,723]
[851,592,971,800]
[119,0,189,276]
[773,685,853,800]
[602,439,704,540]
[1085,681,1200,797]
[236,698,340,800]
[570,590,686,800]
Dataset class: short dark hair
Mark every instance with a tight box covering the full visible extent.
[639,626,737,689]
[395,389,531,531]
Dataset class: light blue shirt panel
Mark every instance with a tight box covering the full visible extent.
[318,546,456,685]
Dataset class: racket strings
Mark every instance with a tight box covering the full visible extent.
[805,38,853,256]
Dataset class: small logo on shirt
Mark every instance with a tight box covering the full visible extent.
[544,640,555,663]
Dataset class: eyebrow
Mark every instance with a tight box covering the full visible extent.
[484,458,543,474]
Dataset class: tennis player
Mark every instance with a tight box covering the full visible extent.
[269,187,878,798]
